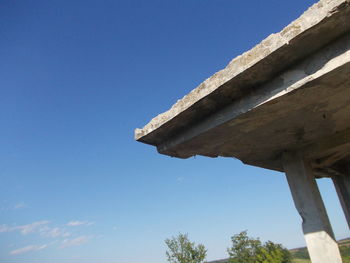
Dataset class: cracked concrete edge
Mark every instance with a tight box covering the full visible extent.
[135,0,349,141]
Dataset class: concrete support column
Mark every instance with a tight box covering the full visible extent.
[332,167,350,229]
[282,152,342,263]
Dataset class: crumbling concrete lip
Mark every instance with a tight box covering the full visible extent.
[135,0,350,152]
[134,0,350,174]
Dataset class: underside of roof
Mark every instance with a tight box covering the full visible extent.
[135,0,350,174]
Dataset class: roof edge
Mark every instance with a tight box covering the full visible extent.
[135,0,350,145]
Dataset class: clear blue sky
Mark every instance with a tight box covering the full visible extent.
[1,0,348,262]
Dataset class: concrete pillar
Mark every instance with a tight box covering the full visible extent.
[282,152,342,263]
[332,167,350,229]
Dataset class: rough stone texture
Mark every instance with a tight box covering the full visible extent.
[135,0,350,146]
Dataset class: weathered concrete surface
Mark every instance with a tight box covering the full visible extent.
[332,166,350,228]
[135,0,350,172]
[155,34,350,169]
[136,0,350,142]
[283,152,342,263]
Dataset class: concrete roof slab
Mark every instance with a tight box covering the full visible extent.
[135,0,350,171]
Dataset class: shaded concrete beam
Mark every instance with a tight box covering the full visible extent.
[302,128,350,169]
[283,152,342,263]
[332,166,350,229]
[156,33,350,161]
[313,167,345,179]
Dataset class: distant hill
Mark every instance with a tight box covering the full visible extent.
[206,259,228,263]
[290,237,350,263]
[207,238,350,263]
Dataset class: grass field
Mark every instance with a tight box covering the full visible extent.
[292,260,309,263]
[291,238,350,263]
[209,238,350,263]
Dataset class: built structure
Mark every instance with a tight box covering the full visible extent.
[135,1,350,262]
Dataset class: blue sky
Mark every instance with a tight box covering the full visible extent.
[1,0,349,262]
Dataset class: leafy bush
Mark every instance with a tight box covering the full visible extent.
[165,233,207,263]
[227,231,292,263]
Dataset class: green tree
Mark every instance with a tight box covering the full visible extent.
[227,231,291,263]
[165,233,207,263]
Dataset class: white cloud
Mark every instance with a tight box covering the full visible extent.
[39,226,70,238]
[15,221,50,235]
[13,202,26,210]
[1,220,96,250]
[0,221,50,235]
[66,221,94,227]
[10,244,47,255]
[0,224,11,233]
[62,232,71,237]
[0,201,26,211]
[60,236,91,248]
[48,228,62,238]
[0,221,74,240]
[176,176,184,183]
